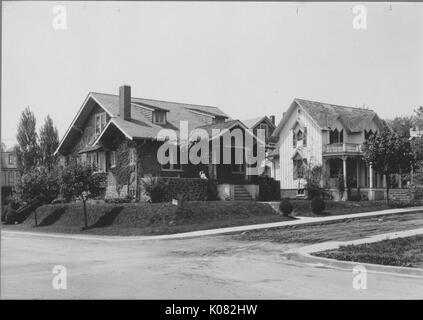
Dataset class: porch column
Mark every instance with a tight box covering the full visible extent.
[342,156,347,190]
[321,158,327,188]
[368,163,375,200]
[356,159,360,188]
[397,174,402,188]
[383,175,387,188]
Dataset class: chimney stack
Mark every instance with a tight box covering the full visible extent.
[270,115,275,125]
[119,85,131,121]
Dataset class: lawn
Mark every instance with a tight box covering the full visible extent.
[285,199,389,217]
[314,235,423,268]
[1,201,292,236]
[233,211,423,244]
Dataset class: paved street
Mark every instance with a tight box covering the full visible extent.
[2,231,423,299]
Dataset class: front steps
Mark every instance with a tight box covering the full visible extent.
[233,185,253,201]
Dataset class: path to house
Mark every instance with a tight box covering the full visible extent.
[3,206,423,242]
[2,228,423,299]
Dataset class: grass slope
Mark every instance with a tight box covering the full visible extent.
[3,201,290,236]
[315,235,423,268]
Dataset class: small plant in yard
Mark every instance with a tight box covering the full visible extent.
[279,198,293,216]
[60,163,107,229]
[310,196,325,215]
[141,177,166,203]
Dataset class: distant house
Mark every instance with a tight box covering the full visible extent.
[55,85,265,201]
[1,146,19,203]
[270,99,387,200]
[242,116,276,176]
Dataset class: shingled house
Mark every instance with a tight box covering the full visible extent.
[55,85,265,201]
[270,98,387,200]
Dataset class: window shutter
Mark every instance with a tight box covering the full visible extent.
[293,130,297,147]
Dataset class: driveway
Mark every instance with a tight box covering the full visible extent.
[1,231,422,299]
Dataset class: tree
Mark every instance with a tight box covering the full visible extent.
[60,163,107,228]
[362,127,414,204]
[15,107,40,173]
[16,167,60,225]
[386,116,413,138]
[39,115,59,170]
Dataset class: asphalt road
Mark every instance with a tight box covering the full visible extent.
[1,231,422,299]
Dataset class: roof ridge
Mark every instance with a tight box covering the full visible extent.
[90,91,220,110]
[295,98,375,112]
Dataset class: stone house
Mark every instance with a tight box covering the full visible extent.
[55,85,266,201]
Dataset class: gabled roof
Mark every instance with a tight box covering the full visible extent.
[55,92,230,155]
[242,116,275,129]
[272,98,385,138]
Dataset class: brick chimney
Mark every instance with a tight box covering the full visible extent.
[269,115,275,125]
[119,85,131,121]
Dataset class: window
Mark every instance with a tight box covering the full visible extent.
[129,148,137,165]
[110,151,116,168]
[293,158,307,179]
[153,111,166,125]
[258,123,269,139]
[95,113,107,135]
[293,128,307,147]
[364,130,376,140]
[98,152,106,172]
[8,154,15,165]
[329,129,343,144]
[8,171,15,185]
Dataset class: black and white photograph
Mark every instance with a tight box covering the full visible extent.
[1,0,423,305]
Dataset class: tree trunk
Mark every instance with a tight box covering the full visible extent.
[83,200,88,228]
[385,175,390,206]
[34,209,38,226]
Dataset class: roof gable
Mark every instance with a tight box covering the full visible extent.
[272,98,385,139]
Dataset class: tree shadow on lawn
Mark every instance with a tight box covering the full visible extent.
[38,207,67,227]
[85,206,124,230]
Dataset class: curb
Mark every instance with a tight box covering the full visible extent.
[2,206,423,242]
[285,228,423,278]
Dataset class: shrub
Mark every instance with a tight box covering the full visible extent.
[141,177,166,203]
[279,198,293,216]
[207,179,219,201]
[349,193,362,202]
[16,166,60,204]
[311,196,325,215]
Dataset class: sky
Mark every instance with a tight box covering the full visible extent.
[2,1,423,147]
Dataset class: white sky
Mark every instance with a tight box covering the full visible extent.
[2,1,423,147]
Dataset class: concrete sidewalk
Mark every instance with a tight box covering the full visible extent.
[2,206,422,242]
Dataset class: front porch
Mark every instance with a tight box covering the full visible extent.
[323,151,386,201]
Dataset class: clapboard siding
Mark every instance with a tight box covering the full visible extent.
[276,102,323,189]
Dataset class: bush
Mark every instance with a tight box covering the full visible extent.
[16,167,60,204]
[141,177,166,203]
[311,196,325,215]
[207,179,219,201]
[279,198,293,216]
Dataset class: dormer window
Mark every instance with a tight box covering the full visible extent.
[329,129,343,144]
[153,111,166,125]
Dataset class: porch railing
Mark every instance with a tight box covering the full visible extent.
[323,143,362,154]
